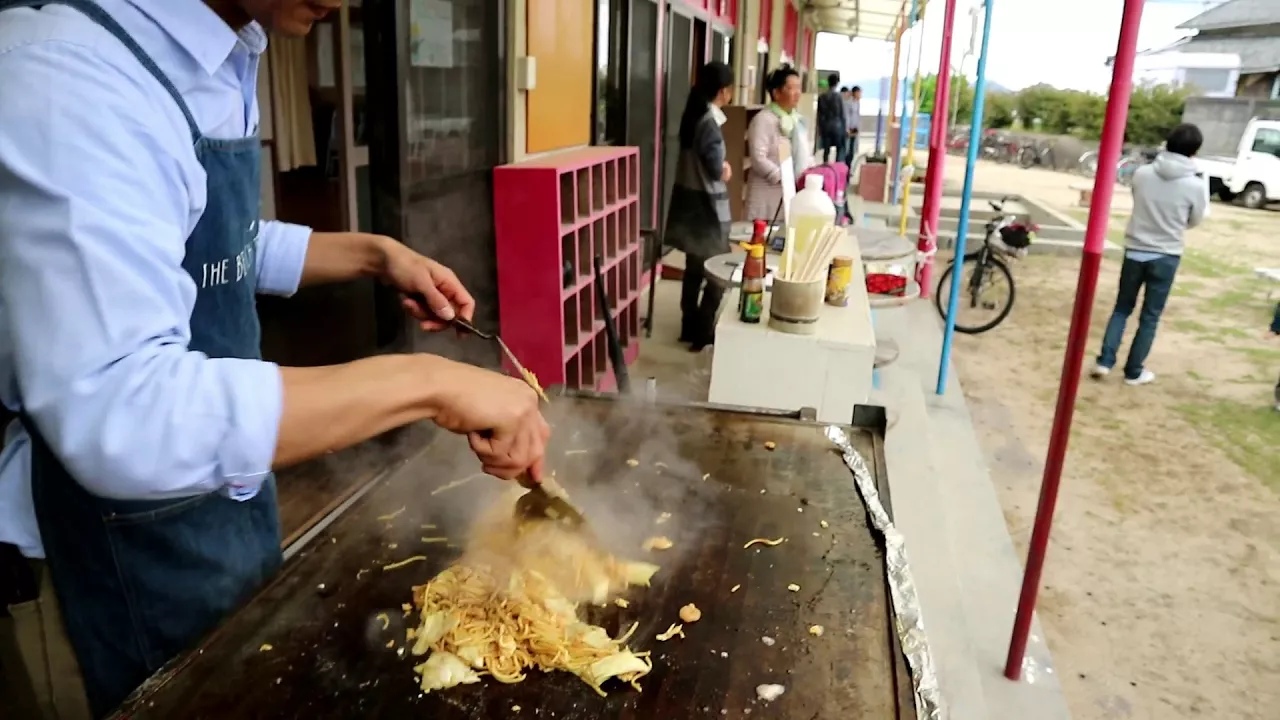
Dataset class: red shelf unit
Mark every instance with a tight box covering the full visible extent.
[494,147,643,392]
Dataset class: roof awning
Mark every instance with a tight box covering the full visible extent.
[804,0,912,42]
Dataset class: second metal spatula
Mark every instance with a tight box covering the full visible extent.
[414,300,587,529]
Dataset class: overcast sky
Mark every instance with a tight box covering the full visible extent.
[813,0,1212,92]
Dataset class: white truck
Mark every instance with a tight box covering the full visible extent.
[1181,97,1280,210]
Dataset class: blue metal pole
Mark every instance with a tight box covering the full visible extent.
[937,0,994,395]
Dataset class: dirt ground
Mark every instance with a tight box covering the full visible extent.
[941,155,1280,720]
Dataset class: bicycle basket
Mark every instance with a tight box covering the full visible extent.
[999,223,1036,249]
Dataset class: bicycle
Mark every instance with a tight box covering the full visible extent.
[1017,139,1055,170]
[934,196,1036,334]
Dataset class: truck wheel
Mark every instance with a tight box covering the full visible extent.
[1241,182,1266,210]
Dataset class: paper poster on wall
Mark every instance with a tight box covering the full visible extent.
[410,0,454,68]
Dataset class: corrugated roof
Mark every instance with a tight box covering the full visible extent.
[1180,33,1280,72]
[804,0,912,42]
[1177,0,1280,32]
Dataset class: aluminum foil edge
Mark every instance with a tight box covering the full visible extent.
[825,425,946,720]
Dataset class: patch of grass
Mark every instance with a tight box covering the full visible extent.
[1169,318,1255,344]
[1186,369,1207,382]
[1170,318,1211,334]
[1176,400,1280,491]
[1171,279,1205,298]
[1230,345,1280,365]
[1180,249,1248,279]
[1203,287,1260,314]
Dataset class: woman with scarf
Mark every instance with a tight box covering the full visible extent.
[745,66,812,222]
[664,61,735,351]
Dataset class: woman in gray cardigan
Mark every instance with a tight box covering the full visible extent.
[664,61,734,351]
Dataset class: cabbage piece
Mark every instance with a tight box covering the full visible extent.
[622,562,660,587]
[412,611,456,656]
[542,595,578,620]
[455,643,487,669]
[585,651,650,687]
[414,651,481,693]
[567,623,614,649]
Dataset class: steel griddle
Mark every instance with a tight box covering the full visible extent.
[111,395,913,719]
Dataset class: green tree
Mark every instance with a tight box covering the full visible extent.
[1124,82,1188,146]
[901,75,1186,145]
[914,73,973,120]
[984,92,1016,128]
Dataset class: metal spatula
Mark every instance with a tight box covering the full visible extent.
[413,301,586,529]
[514,472,589,531]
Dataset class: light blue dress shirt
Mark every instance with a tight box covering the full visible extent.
[0,0,312,558]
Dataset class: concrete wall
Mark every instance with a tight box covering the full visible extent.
[1184,95,1280,157]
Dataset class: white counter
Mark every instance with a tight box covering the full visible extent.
[707,229,876,423]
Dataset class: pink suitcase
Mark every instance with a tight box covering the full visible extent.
[798,162,849,224]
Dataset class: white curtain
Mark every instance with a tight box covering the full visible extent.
[268,36,317,172]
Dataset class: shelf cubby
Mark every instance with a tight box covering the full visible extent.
[494,145,643,391]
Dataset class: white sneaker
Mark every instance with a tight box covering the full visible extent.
[1124,370,1156,386]
[1089,365,1111,379]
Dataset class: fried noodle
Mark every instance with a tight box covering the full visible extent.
[407,493,658,696]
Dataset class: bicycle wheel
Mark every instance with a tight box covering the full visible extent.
[1116,158,1136,186]
[1078,151,1098,178]
[934,252,1017,334]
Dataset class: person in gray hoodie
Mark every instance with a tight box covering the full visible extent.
[1092,123,1209,385]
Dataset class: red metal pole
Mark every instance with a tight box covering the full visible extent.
[1003,0,1146,681]
[915,0,958,298]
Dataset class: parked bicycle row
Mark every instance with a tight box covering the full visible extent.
[943,128,1161,183]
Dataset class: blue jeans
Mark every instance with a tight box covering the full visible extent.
[1098,254,1180,379]
[819,130,845,165]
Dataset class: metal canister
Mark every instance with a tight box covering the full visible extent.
[825,256,853,307]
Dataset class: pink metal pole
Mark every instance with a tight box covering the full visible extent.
[1003,0,1146,681]
[915,0,958,298]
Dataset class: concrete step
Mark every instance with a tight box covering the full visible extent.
[871,363,992,720]
[874,301,1072,720]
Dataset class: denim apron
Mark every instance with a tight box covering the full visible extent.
[2,1,283,715]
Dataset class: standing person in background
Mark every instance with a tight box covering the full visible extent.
[843,86,862,174]
[1270,302,1280,411]
[1091,123,1209,386]
[815,72,846,164]
[664,62,735,353]
[745,66,811,221]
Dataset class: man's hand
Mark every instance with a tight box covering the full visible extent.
[301,233,476,330]
[425,359,551,481]
[721,161,732,183]
[379,240,477,331]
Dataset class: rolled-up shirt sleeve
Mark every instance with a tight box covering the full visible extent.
[0,43,282,500]
[256,220,310,296]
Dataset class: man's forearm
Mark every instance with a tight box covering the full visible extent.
[274,354,445,469]
[299,232,390,287]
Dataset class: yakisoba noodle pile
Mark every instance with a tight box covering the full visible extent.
[407,491,660,696]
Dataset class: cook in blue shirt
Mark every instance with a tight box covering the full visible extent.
[0,0,551,715]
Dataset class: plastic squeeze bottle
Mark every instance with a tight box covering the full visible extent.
[782,174,836,278]
[738,243,766,324]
